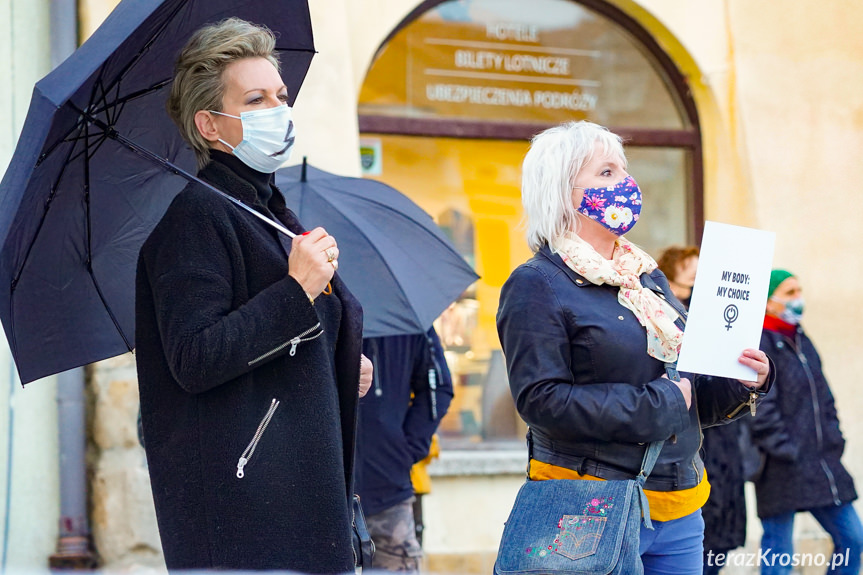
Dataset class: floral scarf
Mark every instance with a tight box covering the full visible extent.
[551,232,684,362]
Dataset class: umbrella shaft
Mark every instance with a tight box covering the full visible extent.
[101,121,296,238]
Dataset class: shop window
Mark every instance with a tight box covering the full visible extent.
[359,0,701,445]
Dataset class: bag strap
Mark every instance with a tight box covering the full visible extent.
[634,361,681,530]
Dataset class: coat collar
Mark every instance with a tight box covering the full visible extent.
[198,157,304,235]
[535,243,687,328]
[537,243,667,293]
[198,158,260,207]
[537,244,591,287]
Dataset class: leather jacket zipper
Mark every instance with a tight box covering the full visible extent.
[236,398,280,478]
[248,322,322,366]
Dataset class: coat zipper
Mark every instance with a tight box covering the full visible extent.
[248,322,322,366]
[790,334,842,505]
[236,398,280,478]
[351,498,359,567]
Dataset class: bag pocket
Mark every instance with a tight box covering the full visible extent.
[494,479,638,575]
[555,515,606,560]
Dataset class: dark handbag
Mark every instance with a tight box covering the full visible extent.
[352,494,375,569]
[494,363,679,575]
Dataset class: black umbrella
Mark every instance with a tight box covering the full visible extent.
[275,161,479,338]
[0,0,315,384]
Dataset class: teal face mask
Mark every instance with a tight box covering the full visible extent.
[775,296,805,325]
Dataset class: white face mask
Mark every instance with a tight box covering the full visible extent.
[211,105,295,173]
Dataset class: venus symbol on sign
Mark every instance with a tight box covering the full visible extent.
[723,304,739,331]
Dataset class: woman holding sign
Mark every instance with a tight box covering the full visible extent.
[496,121,773,575]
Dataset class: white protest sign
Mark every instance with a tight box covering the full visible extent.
[676,221,775,379]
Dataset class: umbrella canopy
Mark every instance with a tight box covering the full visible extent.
[0,0,315,384]
[275,162,479,338]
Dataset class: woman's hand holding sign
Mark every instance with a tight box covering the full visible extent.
[737,348,770,388]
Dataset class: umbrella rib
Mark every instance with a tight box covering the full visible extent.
[96,78,111,124]
[35,118,87,168]
[306,187,429,328]
[100,0,190,99]
[70,104,298,240]
[11,126,85,290]
[86,133,110,162]
[67,132,107,165]
[89,78,172,118]
[83,119,133,352]
[319,182,468,261]
[38,53,109,166]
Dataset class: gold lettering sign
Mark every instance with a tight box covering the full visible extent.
[407,18,600,123]
[359,0,685,130]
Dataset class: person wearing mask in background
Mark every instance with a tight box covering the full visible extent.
[136,19,372,572]
[355,327,454,572]
[751,270,863,574]
[657,245,699,308]
[659,245,750,574]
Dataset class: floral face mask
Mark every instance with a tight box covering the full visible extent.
[576,176,642,235]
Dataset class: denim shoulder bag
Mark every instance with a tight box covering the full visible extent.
[493,364,679,575]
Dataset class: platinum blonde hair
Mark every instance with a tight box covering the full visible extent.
[522,121,626,253]
[167,18,281,169]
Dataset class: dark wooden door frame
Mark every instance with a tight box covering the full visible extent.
[358,0,704,243]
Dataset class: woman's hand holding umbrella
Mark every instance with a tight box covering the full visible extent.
[289,227,339,300]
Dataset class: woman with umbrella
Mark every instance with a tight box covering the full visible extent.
[136,18,371,572]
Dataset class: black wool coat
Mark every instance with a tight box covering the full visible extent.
[751,326,857,519]
[136,157,363,573]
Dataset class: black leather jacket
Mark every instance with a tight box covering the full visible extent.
[496,245,773,492]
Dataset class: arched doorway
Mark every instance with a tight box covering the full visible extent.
[357,0,702,444]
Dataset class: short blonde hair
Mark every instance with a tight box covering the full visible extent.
[521,121,626,252]
[167,18,281,169]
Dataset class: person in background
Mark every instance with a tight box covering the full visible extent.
[659,245,748,574]
[751,270,862,575]
[497,120,772,575]
[355,327,454,572]
[657,245,699,308]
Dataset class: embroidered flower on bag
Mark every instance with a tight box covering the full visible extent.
[582,496,614,516]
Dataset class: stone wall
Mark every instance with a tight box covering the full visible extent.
[87,353,164,571]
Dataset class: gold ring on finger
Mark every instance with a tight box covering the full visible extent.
[331,259,339,271]
[325,248,336,262]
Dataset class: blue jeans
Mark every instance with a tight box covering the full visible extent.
[760,503,863,574]
[640,509,705,575]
